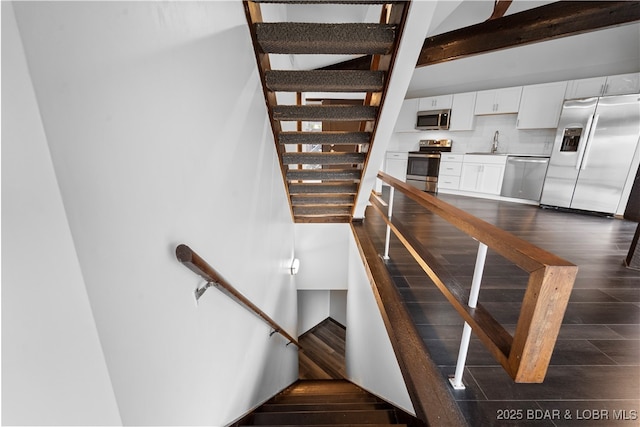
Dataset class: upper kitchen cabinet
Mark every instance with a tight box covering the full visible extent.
[603,72,640,95]
[418,94,453,111]
[565,72,640,99]
[394,98,418,132]
[474,87,522,115]
[449,92,476,131]
[517,81,568,129]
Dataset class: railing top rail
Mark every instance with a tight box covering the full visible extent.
[377,171,574,273]
[175,244,300,348]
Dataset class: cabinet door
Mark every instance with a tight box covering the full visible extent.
[418,94,453,110]
[394,99,418,132]
[460,163,482,191]
[564,76,607,99]
[449,92,476,131]
[474,90,497,115]
[517,82,567,129]
[494,87,522,114]
[477,164,505,195]
[385,152,408,181]
[604,72,640,96]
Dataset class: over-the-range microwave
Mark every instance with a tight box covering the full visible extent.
[416,109,451,130]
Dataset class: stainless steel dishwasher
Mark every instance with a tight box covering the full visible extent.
[501,156,550,201]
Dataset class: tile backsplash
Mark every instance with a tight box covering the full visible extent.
[388,114,557,155]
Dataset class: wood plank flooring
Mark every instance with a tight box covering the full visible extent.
[299,318,347,380]
[365,189,640,426]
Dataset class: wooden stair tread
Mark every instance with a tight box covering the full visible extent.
[273,105,378,122]
[279,131,371,145]
[283,152,366,164]
[293,205,353,216]
[255,22,396,55]
[291,195,355,205]
[240,425,407,427]
[289,182,358,194]
[266,70,384,92]
[287,169,362,181]
[258,402,390,413]
[248,409,396,425]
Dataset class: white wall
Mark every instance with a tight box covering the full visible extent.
[345,229,415,415]
[297,290,330,334]
[294,223,350,290]
[295,224,350,334]
[2,4,122,425]
[8,2,297,425]
[297,290,348,335]
[329,290,348,326]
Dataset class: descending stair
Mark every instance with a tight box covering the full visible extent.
[233,379,424,426]
[244,1,409,222]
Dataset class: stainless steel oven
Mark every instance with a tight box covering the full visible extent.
[406,139,452,192]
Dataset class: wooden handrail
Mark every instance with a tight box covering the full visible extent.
[373,171,578,383]
[175,244,300,348]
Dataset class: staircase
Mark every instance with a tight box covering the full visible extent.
[233,379,423,426]
[244,1,409,223]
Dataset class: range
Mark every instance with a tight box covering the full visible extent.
[406,139,451,193]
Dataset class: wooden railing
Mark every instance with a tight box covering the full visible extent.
[372,172,578,383]
[175,244,300,348]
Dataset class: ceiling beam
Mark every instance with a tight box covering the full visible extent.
[417,1,640,67]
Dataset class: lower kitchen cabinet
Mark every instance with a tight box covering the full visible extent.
[384,151,408,182]
[438,153,463,190]
[459,155,507,195]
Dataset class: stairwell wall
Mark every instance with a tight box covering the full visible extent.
[8,2,297,425]
[2,5,122,424]
[345,230,415,415]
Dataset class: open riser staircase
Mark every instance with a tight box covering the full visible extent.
[244,0,409,223]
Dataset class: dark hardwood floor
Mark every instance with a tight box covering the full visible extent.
[299,318,347,380]
[364,189,640,426]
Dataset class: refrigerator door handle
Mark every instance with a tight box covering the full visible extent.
[576,114,594,170]
[581,114,600,170]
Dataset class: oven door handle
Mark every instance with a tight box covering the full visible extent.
[408,153,441,158]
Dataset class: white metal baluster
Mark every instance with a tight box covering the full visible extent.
[449,241,488,390]
[383,187,395,260]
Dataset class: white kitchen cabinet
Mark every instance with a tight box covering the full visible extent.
[438,154,464,190]
[516,81,567,129]
[603,72,640,96]
[418,94,453,111]
[474,87,522,115]
[564,76,606,99]
[565,73,640,99]
[459,155,507,195]
[449,92,476,131]
[394,98,418,132]
[384,151,408,182]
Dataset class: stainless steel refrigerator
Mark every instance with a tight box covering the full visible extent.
[540,94,640,214]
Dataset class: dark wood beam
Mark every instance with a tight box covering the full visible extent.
[418,1,640,67]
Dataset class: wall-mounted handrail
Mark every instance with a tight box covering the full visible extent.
[373,171,578,383]
[175,244,300,348]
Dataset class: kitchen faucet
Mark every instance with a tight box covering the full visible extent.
[491,130,499,154]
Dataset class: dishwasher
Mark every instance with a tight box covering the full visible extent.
[501,156,550,201]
